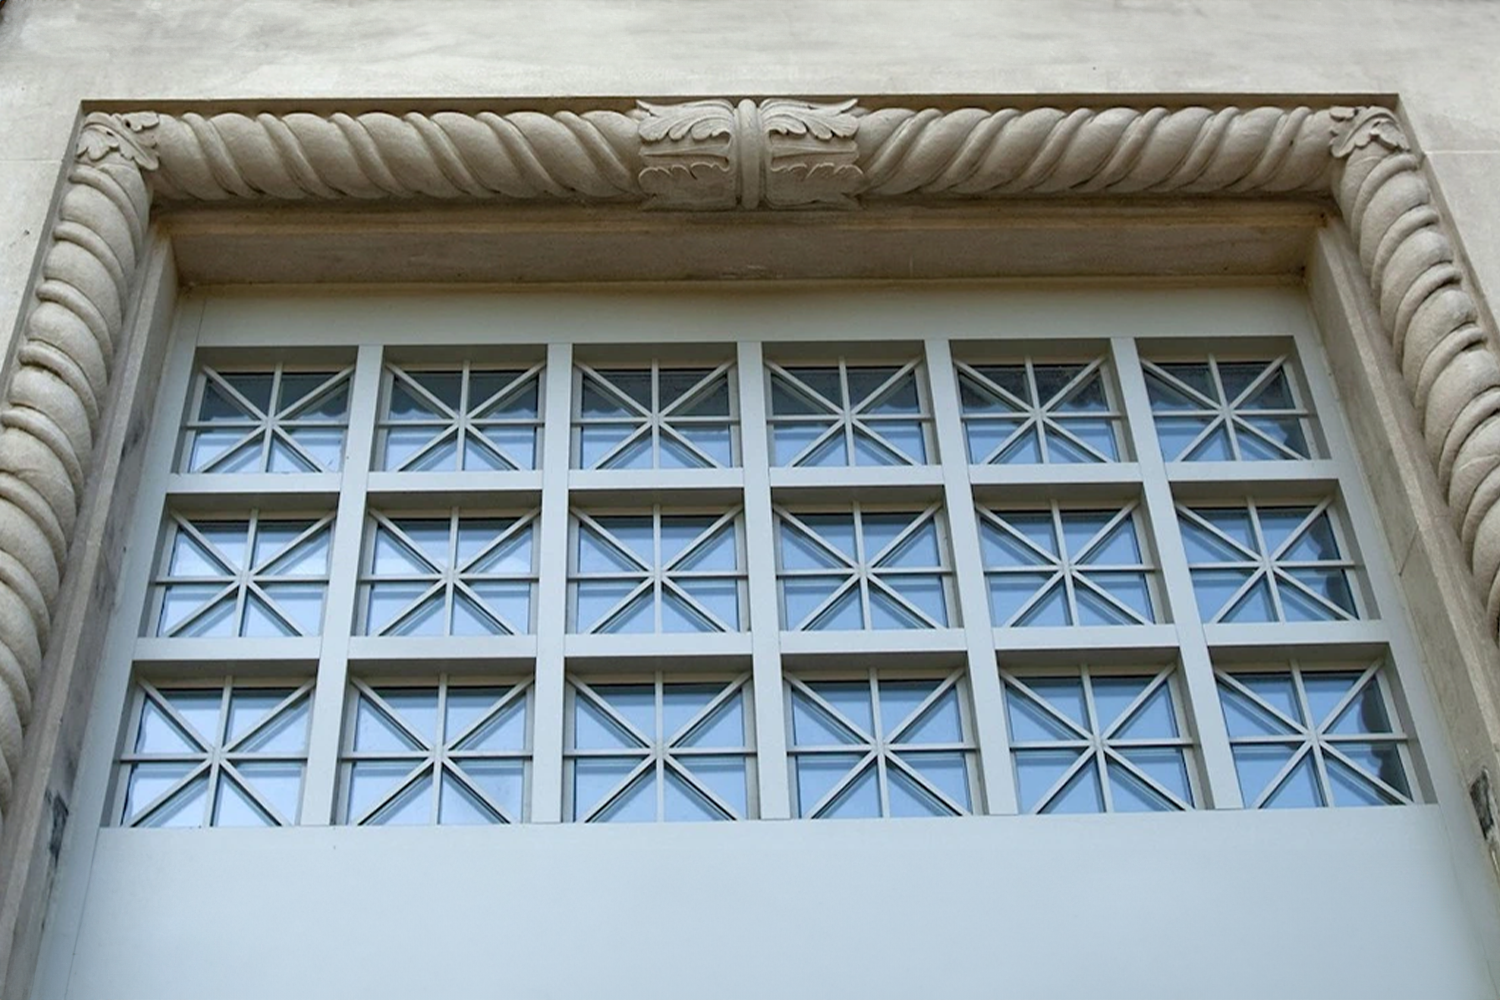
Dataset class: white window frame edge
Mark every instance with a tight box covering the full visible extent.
[3,98,1500,996]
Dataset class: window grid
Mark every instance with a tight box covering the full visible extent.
[765,357,934,467]
[116,678,313,828]
[357,509,540,637]
[177,363,352,474]
[1002,665,1196,814]
[572,360,739,470]
[1143,354,1321,463]
[785,669,980,818]
[956,356,1125,465]
[1178,499,1362,624]
[568,508,747,634]
[376,361,543,472]
[1217,660,1415,809]
[774,503,955,631]
[338,676,534,825]
[564,674,757,822]
[113,324,1428,827]
[977,501,1159,628]
[148,511,334,638]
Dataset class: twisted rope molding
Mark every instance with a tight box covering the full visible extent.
[0,100,1494,827]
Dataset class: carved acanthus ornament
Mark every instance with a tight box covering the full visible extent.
[637,98,863,209]
[3,97,1500,834]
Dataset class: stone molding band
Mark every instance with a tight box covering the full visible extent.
[0,98,1490,827]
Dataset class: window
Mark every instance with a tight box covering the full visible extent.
[766,356,933,467]
[178,363,351,474]
[1143,354,1320,462]
[1003,666,1195,813]
[572,361,739,469]
[565,675,755,822]
[775,504,953,630]
[568,509,746,633]
[338,677,532,825]
[116,679,312,827]
[149,512,333,638]
[1179,500,1361,624]
[358,510,539,636]
[376,362,542,472]
[1217,660,1414,808]
[978,502,1158,627]
[785,670,978,818]
[105,301,1433,831]
[957,356,1124,465]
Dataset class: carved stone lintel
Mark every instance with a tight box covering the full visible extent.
[637,97,863,209]
[8,98,1500,834]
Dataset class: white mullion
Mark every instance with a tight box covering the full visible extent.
[1247,502,1291,623]
[531,342,574,822]
[1081,666,1115,813]
[853,504,873,629]
[736,342,791,818]
[924,338,1016,813]
[1111,336,1243,807]
[654,675,666,820]
[1052,505,1082,626]
[652,507,664,632]
[299,344,382,824]
[1025,360,1051,463]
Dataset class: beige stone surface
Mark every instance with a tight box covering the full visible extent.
[0,164,61,355]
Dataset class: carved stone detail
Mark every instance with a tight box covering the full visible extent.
[637,98,863,209]
[149,110,643,202]
[854,105,1335,197]
[0,114,155,816]
[6,98,1500,829]
[1330,108,1500,630]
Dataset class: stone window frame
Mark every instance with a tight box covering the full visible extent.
[2,96,1500,996]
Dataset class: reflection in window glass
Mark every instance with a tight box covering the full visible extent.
[1178,500,1360,624]
[1144,356,1318,462]
[117,679,312,827]
[1217,661,1413,808]
[359,510,538,636]
[786,670,977,819]
[179,364,352,474]
[338,677,532,825]
[376,363,542,472]
[1003,666,1195,814]
[568,509,746,633]
[150,512,333,638]
[572,362,738,469]
[766,358,933,467]
[775,504,953,631]
[565,675,755,822]
[979,503,1157,627]
[957,358,1122,465]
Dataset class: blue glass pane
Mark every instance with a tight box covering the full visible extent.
[1231,743,1298,806]
[1118,748,1192,806]
[1015,749,1082,812]
[1089,676,1154,734]
[1041,757,1104,814]
[795,754,864,815]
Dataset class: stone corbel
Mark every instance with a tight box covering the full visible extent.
[2,97,1499,835]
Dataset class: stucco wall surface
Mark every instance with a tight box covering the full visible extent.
[2,0,1500,352]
